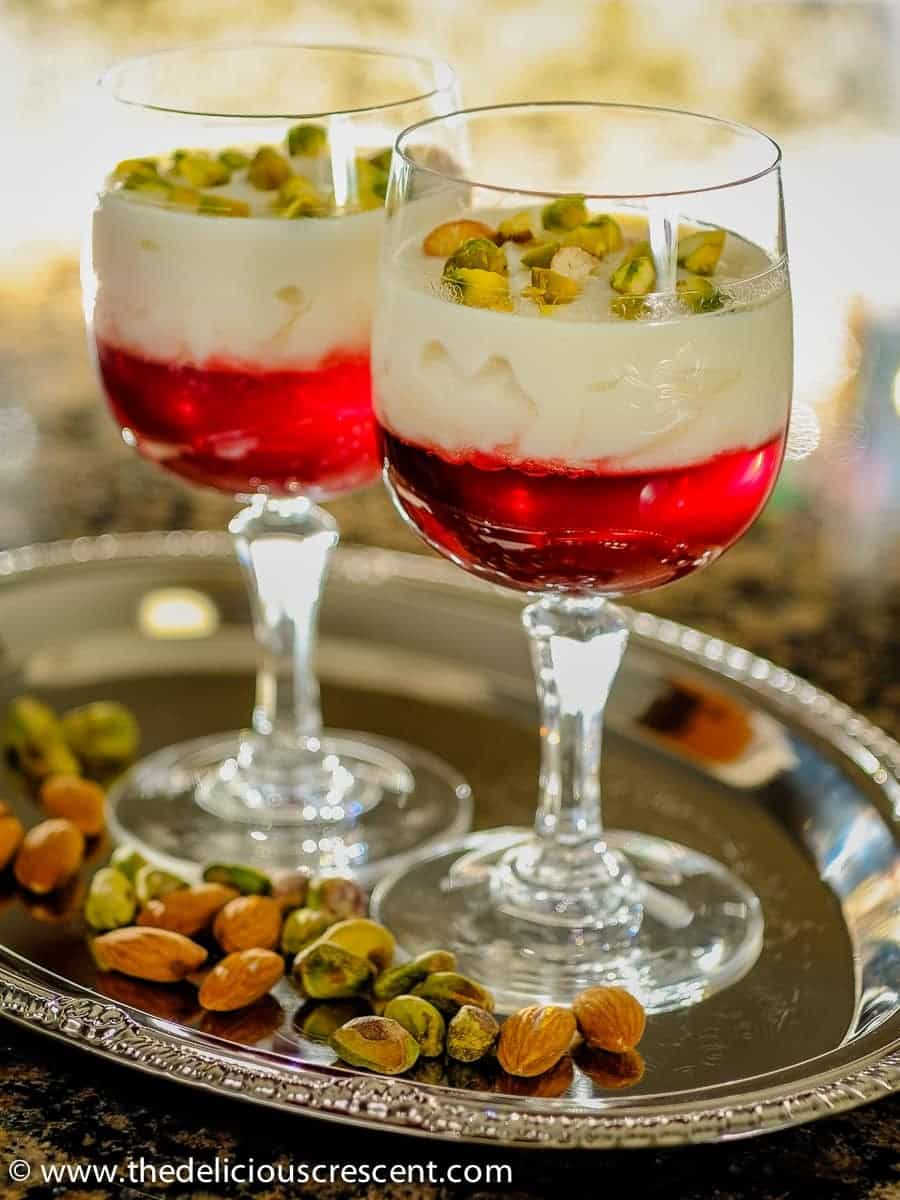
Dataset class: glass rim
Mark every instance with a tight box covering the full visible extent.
[394,101,783,200]
[97,41,457,121]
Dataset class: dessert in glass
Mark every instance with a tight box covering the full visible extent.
[371,103,793,1010]
[84,45,470,879]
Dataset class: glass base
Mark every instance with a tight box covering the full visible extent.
[372,828,764,1013]
[107,730,472,886]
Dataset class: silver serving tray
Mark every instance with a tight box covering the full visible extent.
[0,532,898,1149]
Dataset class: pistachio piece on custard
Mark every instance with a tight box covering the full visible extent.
[383,994,445,1057]
[218,148,251,170]
[609,241,656,296]
[276,175,327,219]
[247,146,293,190]
[497,210,534,244]
[541,194,588,232]
[198,194,250,218]
[354,157,389,210]
[520,240,559,269]
[287,123,328,157]
[444,236,507,276]
[443,268,513,312]
[677,228,726,276]
[677,274,724,313]
[112,158,159,182]
[523,267,582,310]
[174,152,231,188]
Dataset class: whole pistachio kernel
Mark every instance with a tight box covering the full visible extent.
[61,701,139,774]
[287,123,328,157]
[411,971,494,1016]
[373,949,457,1000]
[677,227,726,275]
[293,940,375,999]
[175,152,231,188]
[444,236,507,276]
[677,274,724,313]
[446,1004,499,1062]
[330,1015,419,1075]
[85,866,136,930]
[203,862,272,895]
[218,148,251,170]
[247,146,293,190]
[122,173,173,198]
[541,194,589,232]
[443,268,513,312]
[384,994,445,1057]
[583,213,624,251]
[135,864,188,905]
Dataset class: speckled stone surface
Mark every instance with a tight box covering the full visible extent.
[0,263,898,1196]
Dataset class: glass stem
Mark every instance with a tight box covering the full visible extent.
[231,496,338,759]
[523,595,629,850]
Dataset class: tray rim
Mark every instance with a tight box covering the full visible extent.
[0,529,897,1150]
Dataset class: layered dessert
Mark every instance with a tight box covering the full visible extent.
[374,200,792,592]
[90,129,391,498]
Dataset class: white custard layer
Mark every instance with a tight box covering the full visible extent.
[91,192,382,368]
[374,230,793,473]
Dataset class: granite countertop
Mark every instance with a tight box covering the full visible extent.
[0,263,898,1196]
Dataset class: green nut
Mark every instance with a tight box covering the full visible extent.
[85,867,136,930]
[330,1015,419,1075]
[373,949,457,1000]
[523,267,582,309]
[446,1004,500,1062]
[610,242,657,296]
[203,862,272,895]
[497,210,534,244]
[354,157,388,210]
[411,971,495,1016]
[297,998,371,1043]
[609,295,648,320]
[309,876,366,919]
[134,864,188,905]
[287,124,328,157]
[520,240,559,269]
[61,702,139,774]
[218,148,250,170]
[121,172,174,198]
[280,907,335,955]
[109,844,147,883]
[384,994,445,1057]
[367,148,393,173]
[443,268,512,312]
[293,940,375,999]
[174,152,231,188]
[677,274,724,313]
[541,194,588,232]
[677,227,726,276]
[444,237,507,276]
[198,193,250,218]
[563,215,623,257]
[112,157,159,182]
[582,214,624,251]
[247,146,293,190]
[276,175,327,219]
[323,918,395,971]
[4,696,80,782]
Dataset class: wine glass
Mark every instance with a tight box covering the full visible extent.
[83,44,471,881]
[371,103,792,1011]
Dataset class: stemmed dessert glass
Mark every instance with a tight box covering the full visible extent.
[83,44,470,879]
[371,103,793,1010]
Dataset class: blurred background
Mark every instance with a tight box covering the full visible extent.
[0,0,897,723]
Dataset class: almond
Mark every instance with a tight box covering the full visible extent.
[198,948,284,1012]
[137,882,238,936]
[496,1004,576,1077]
[13,818,84,894]
[92,926,208,982]
[40,774,106,836]
[213,895,282,953]
[572,986,646,1053]
[422,219,498,257]
[0,813,25,870]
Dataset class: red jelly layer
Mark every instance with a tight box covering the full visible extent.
[381,429,785,593]
[96,339,380,498]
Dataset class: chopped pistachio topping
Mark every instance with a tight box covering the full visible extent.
[355,157,389,210]
[549,246,598,282]
[368,148,393,173]
[443,267,513,312]
[541,194,589,232]
[497,210,534,244]
[523,267,582,310]
[247,146,293,190]
[520,241,559,269]
[583,213,624,251]
[287,124,328,157]
[609,295,648,320]
[218,148,251,170]
[677,228,726,275]
[276,175,327,218]
[120,172,172,197]
[563,215,623,257]
[113,158,159,182]
[444,236,508,276]
[609,242,657,295]
[174,152,231,188]
[198,193,250,218]
[676,274,724,313]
